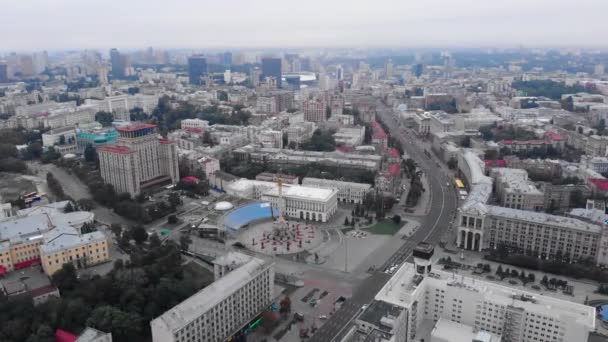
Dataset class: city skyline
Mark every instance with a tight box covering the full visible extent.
[3,0,608,51]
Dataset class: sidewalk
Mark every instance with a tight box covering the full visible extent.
[402,173,431,217]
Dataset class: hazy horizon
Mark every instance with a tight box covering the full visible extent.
[3,0,608,51]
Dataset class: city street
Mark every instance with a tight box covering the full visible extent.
[310,100,459,342]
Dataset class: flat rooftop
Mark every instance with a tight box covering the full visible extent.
[150,257,273,332]
[376,262,595,329]
[432,318,502,342]
[358,300,404,333]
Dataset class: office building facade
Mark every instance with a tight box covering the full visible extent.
[98,123,179,195]
[151,256,274,342]
[261,58,282,87]
[188,55,208,85]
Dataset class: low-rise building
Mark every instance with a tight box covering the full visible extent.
[302,177,371,204]
[490,168,544,211]
[226,179,338,222]
[39,226,108,276]
[255,172,299,184]
[333,126,365,146]
[0,202,105,277]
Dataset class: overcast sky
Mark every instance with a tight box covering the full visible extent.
[3,0,608,51]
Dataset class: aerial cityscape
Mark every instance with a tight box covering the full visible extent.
[2,1,608,342]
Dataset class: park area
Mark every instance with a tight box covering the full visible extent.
[363,218,404,235]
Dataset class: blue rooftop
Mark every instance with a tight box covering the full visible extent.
[224,202,277,231]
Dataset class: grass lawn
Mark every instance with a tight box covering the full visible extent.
[363,219,402,235]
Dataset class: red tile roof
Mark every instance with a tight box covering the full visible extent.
[159,138,175,144]
[183,127,203,134]
[388,163,400,176]
[484,159,507,167]
[97,145,133,154]
[590,178,608,192]
[501,139,548,145]
[370,120,387,139]
[54,329,77,342]
[181,176,199,183]
[116,123,157,132]
[335,146,354,152]
[29,284,58,298]
[385,147,400,158]
[545,131,564,141]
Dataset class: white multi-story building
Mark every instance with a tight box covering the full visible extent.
[198,156,220,177]
[98,123,179,196]
[181,119,209,130]
[226,179,338,222]
[255,96,277,114]
[456,150,608,266]
[429,111,456,134]
[352,245,595,342]
[286,121,316,145]
[167,129,204,151]
[414,112,431,136]
[151,255,274,342]
[581,155,608,174]
[256,129,283,149]
[302,177,371,204]
[333,127,365,146]
[585,135,608,157]
[303,99,326,122]
[86,94,159,121]
[490,168,544,212]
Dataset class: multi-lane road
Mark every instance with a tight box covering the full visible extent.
[310,102,459,342]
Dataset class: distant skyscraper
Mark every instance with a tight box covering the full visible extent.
[97,66,109,85]
[19,55,34,76]
[261,57,282,87]
[222,52,232,66]
[33,51,48,74]
[110,48,127,79]
[413,63,424,78]
[336,65,344,81]
[384,59,394,78]
[0,64,7,83]
[188,55,208,85]
[250,67,261,87]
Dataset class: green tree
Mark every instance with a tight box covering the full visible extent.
[179,233,192,251]
[110,223,122,238]
[51,263,78,292]
[26,324,54,342]
[130,225,148,245]
[24,142,43,159]
[64,202,75,213]
[168,192,181,209]
[86,305,143,341]
[392,215,401,225]
[95,111,114,127]
[570,190,586,208]
[447,157,458,170]
[58,135,66,145]
[0,143,18,158]
[84,143,97,163]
